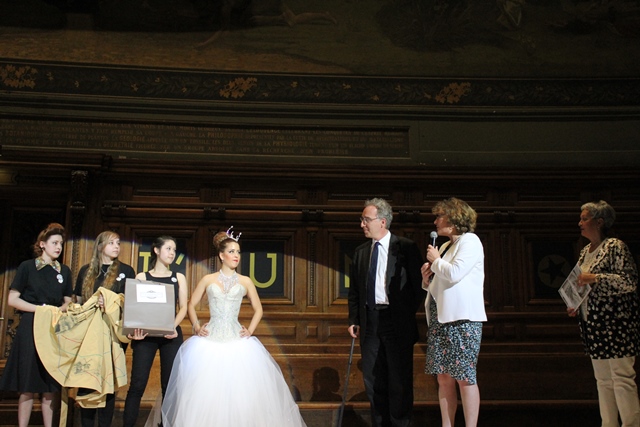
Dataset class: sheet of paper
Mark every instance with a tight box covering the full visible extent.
[558,263,590,309]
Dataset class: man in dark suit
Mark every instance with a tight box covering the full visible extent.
[348,198,424,427]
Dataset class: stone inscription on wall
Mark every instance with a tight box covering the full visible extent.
[0,119,410,160]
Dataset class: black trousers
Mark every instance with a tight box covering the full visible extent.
[78,392,116,427]
[361,308,414,427]
[122,328,183,427]
[78,343,128,427]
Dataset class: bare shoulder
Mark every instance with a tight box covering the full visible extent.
[237,273,255,288]
[198,272,219,285]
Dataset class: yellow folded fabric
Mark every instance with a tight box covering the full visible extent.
[34,287,130,409]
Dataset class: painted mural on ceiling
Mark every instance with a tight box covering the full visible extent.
[0,0,639,77]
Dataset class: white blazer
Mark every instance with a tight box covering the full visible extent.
[424,232,487,325]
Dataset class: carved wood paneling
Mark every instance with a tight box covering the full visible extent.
[1,154,639,415]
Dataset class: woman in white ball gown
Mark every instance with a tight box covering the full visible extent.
[161,228,306,427]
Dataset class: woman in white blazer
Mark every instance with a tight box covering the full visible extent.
[421,197,487,427]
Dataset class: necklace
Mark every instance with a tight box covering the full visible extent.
[218,270,238,293]
[100,264,111,276]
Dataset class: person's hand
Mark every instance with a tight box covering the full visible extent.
[426,245,440,263]
[421,262,434,286]
[348,325,359,339]
[577,273,597,286]
[98,294,105,312]
[239,326,252,338]
[164,329,178,339]
[196,323,209,337]
[127,328,148,340]
[567,307,579,317]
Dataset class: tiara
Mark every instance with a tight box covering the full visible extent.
[226,226,242,242]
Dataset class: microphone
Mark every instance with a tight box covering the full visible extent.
[430,231,437,247]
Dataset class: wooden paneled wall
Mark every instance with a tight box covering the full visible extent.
[1,152,640,419]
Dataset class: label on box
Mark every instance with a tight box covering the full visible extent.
[136,284,168,303]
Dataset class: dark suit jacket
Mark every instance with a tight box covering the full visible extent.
[348,233,424,346]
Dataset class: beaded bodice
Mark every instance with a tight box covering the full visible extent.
[203,278,246,342]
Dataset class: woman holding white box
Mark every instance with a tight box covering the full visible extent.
[122,236,188,427]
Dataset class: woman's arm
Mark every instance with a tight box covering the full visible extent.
[188,274,211,335]
[590,239,638,296]
[431,234,483,284]
[163,273,188,339]
[7,289,38,312]
[173,273,189,328]
[242,276,263,336]
[7,289,71,312]
[60,296,72,312]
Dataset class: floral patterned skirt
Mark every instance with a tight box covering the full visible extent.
[425,297,483,384]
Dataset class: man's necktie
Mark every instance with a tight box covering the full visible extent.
[367,242,380,308]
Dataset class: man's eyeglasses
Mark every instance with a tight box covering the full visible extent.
[360,216,379,224]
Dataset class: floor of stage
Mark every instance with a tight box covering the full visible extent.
[0,399,602,426]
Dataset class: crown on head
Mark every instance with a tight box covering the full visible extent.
[226,226,242,242]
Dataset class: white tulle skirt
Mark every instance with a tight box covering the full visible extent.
[161,335,306,427]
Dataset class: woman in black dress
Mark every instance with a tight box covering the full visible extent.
[0,223,73,427]
[74,230,136,427]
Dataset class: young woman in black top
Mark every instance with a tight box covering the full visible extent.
[122,235,188,427]
[73,230,136,427]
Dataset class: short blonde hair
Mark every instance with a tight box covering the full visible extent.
[432,197,477,233]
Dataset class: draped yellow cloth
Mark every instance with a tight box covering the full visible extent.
[34,287,130,410]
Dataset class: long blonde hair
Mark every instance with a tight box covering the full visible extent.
[82,231,121,301]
